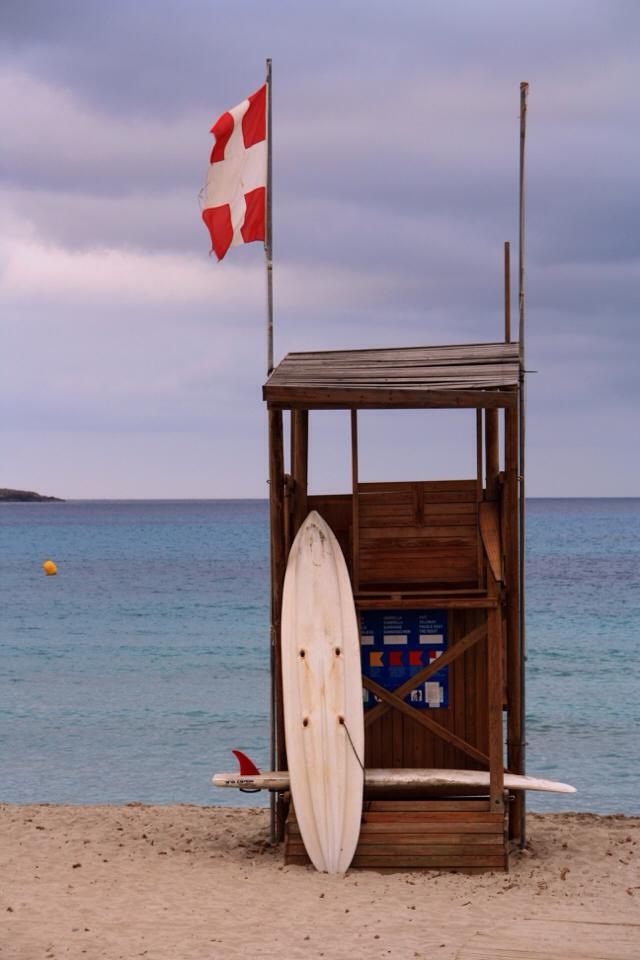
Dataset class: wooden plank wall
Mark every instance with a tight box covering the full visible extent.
[306,485,492,773]
[307,493,352,569]
[364,608,489,771]
[286,799,508,871]
[357,480,480,589]
[307,480,480,591]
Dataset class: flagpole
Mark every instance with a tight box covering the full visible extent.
[266,58,274,375]
[518,80,528,846]
[265,57,277,846]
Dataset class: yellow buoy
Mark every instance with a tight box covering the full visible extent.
[43,560,57,576]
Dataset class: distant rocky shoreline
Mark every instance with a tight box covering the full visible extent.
[0,488,64,502]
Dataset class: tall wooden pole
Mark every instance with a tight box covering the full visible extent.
[517,81,529,845]
[265,58,274,374]
[268,408,285,842]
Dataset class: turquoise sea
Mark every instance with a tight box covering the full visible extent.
[1,499,638,814]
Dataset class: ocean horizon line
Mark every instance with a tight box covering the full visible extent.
[4,495,639,503]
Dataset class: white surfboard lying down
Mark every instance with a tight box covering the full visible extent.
[212,768,576,795]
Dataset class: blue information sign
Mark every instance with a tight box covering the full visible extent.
[359,610,448,710]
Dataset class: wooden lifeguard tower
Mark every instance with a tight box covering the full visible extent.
[264,336,525,871]
[263,86,530,872]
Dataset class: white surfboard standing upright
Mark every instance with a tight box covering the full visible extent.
[281,511,365,874]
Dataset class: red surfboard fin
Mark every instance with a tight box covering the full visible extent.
[232,749,261,776]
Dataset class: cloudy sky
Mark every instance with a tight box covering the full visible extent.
[1,1,638,497]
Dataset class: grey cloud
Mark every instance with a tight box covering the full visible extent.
[2,1,637,128]
[1,187,206,253]
[1,0,639,495]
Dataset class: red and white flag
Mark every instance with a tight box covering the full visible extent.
[201,84,267,261]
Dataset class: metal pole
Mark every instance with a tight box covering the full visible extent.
[265,58,274,375]
[265,57,276,842]
[269,620,276,844]
[519,84,528,362]
[518,80,529,846]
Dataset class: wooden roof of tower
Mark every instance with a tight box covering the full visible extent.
[263,341,519,409]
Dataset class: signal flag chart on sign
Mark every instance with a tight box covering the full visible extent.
[360,610,449,711]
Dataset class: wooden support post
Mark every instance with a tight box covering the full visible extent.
[480,501,504,584]
[504,405,523,842]
[476,410,485,584]
[290,409,308,538]
[283,473,292,558]
[476,410,483,496]
[268,407,287,842]
[487,572,505,813]
[351,410,360,592]
[504,240,511,343]
[485,409,500,501]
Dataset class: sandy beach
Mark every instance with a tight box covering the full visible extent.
[1,805,638,959]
